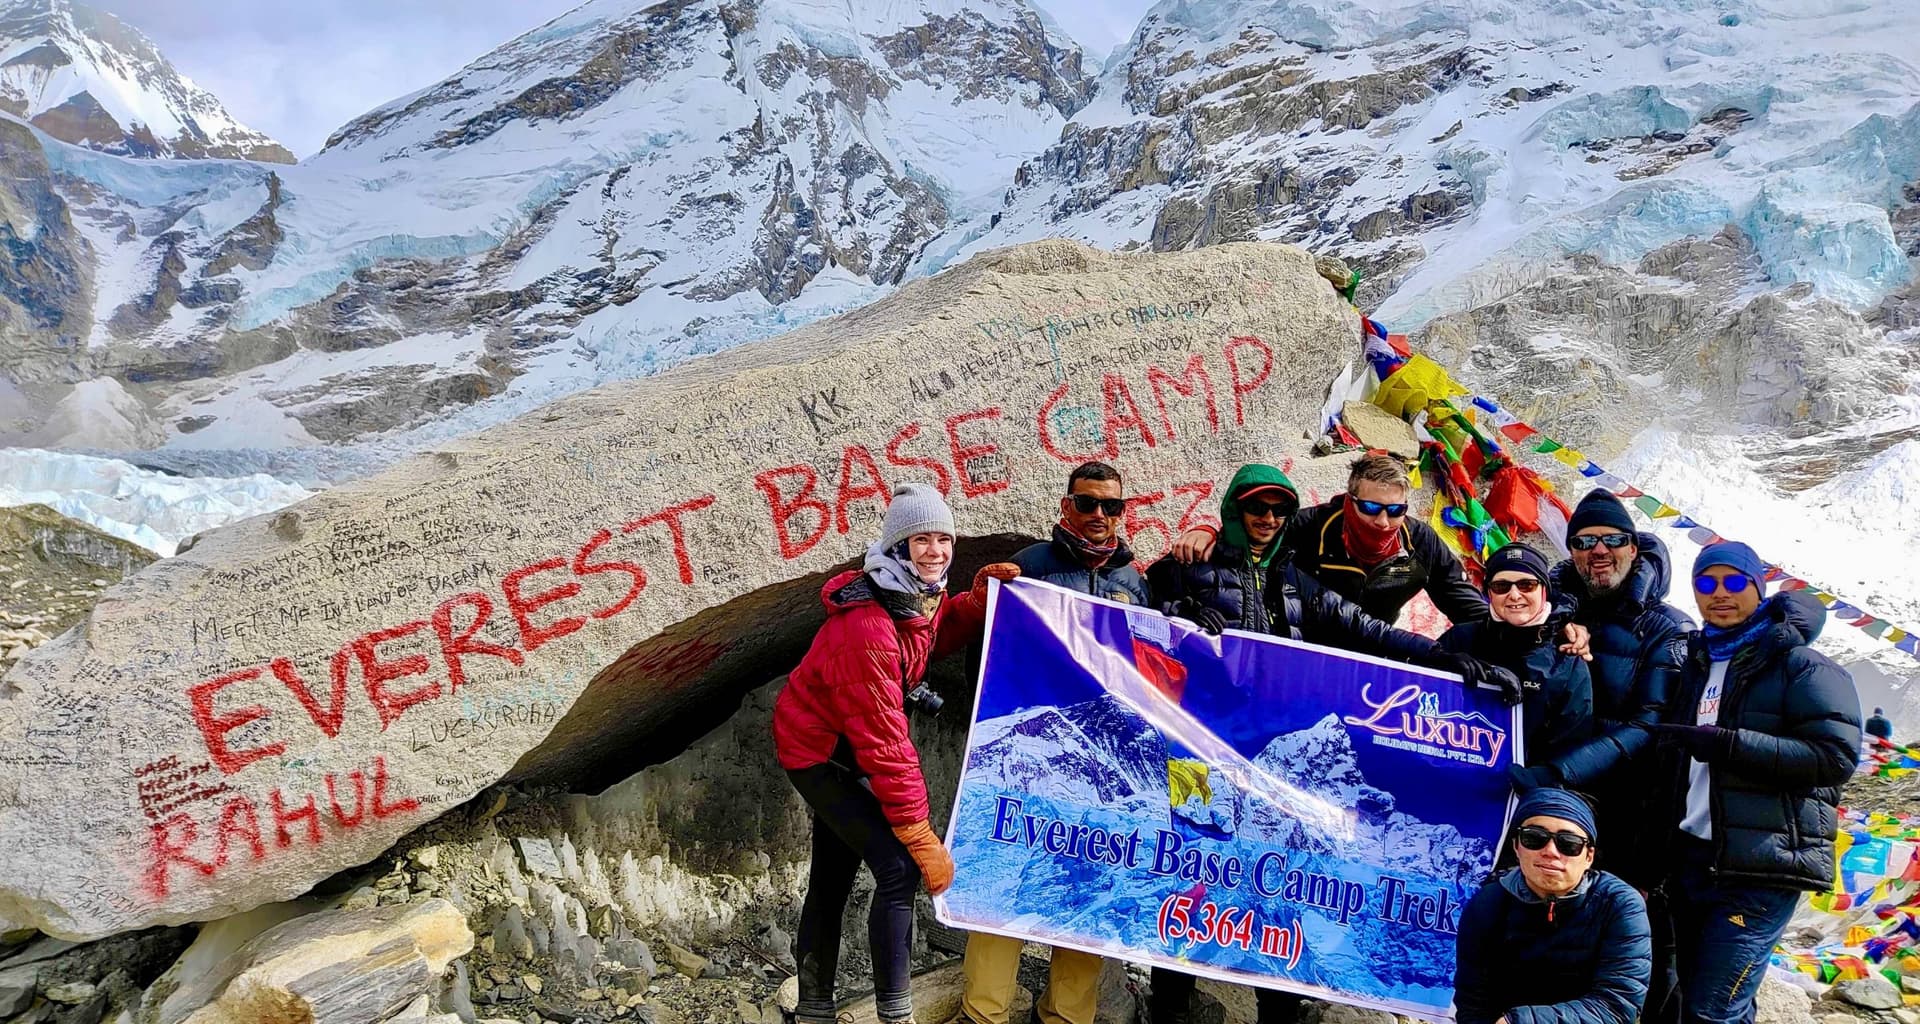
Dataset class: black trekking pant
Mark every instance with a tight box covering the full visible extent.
[1149,966,1305,1024]
[788,763,921,1022]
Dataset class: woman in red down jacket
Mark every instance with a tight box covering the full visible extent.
[773,482,1018,1024]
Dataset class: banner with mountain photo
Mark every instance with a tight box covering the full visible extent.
[936,578,1521,1021]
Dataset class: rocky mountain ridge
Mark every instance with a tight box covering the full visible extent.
[0,0,291,162]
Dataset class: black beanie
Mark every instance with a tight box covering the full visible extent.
[1567,488,1635,536]
[1483,543,1552,591]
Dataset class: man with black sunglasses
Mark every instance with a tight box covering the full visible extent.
[1644,542,1858,1024]
[1454,788,1651,1024]
[1529,488,1691,1024]
[1004,460,1150,606]
[953,460,1147,1024]
[1169,454,1489,626]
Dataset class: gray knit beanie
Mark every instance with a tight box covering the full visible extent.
[878,483,955,551]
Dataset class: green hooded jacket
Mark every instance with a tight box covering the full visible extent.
[1217,463,1300,571]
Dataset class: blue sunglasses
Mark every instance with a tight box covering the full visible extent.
[1693,573,1754,596]
[1352,498,1408,518]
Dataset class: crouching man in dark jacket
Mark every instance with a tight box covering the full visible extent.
[1145,464,1525,1024]
[1455,787,1651,1024]
[1649,542,1860,1024]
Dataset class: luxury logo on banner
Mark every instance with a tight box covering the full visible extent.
[937,579,1521,1021]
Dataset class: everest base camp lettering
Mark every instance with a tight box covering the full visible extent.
[989,796,1458,935]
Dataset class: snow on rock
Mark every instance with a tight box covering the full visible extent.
[0,0,292,162]
[0,447,311,555]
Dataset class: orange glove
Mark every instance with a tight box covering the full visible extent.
[971,562,1021,604]
[892,820,955,894]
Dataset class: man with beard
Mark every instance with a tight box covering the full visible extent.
[1517,488,1690,1024]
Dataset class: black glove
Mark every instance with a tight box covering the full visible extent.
[1160,600,1228,636]
[1185,602,1228,636]
[1507,762,1562,792]
[1651,723,1736,763]
[1430,653,1526,706]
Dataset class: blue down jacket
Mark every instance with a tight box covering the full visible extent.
[1010,527,1152,606]
[1454,868,1651,1024]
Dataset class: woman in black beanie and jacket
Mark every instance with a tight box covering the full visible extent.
[1439,543,1595,782]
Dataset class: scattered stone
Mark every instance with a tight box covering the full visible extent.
[1832,977,1902,1011]
[736,998,761,1024]
[169,899,473,1024]
[662,943,709,980]
[1340,400,1420,460]
[409,846,443,872]
[345,887,380,912]
[516,839,562,879]
[1758,974,1816,1024]
[443,960,479,1023]
[522,975,543,995]
[604,937,655,984]
[580,988,604,1002]
[488,966,513,985]
[494,984,524,1002]
[43,980,96,1004]
[0,963,37,1016]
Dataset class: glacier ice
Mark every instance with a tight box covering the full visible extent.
[0,448,312,556]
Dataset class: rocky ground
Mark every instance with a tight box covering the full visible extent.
[0,503,154,672]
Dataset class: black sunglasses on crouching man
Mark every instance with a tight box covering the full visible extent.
[1569,532,1634,551]
[1069,494,1127,517]
[1240,499,1296,519]
[1515,825,1593,857]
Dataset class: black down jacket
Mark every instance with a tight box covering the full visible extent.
[1279,501,1489,626]
[1649,590,1862,891]
[1144,543,1438,662]
[1438,613,1594,766]
[1543,533,1690,886]
[1453,869,1651,1024]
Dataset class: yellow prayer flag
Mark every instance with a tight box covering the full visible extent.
[1371,355,1467,420]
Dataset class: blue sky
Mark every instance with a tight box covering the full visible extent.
[98,0,1159,159]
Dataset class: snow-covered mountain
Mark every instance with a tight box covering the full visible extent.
[0,0,290,162]
[4,0,1920,713]
[968,694,1170,804]
[0,0,1090,470]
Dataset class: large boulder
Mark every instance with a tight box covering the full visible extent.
[0,239,1358,938]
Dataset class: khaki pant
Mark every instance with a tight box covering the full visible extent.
[958,932,1102,1024]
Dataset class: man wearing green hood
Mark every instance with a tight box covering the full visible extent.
[1143,465,1524,1024]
